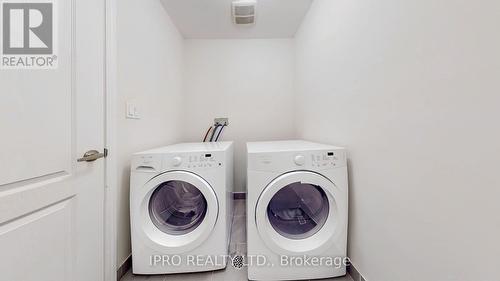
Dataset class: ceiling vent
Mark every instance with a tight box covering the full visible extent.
[232,0,257,25]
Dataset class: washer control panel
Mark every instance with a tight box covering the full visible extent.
[132,152,223,172]
[310,151,344,168]
[185,153,217,169]
[249,149,346,172]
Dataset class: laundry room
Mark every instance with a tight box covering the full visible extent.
[1,0,499,281]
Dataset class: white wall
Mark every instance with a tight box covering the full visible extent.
[182,39,296,192]
[295,1,500,280]
[116,0,184,267]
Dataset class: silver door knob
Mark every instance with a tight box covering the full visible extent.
[77,149,107,162]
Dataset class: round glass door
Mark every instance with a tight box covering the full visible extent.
[267,182,329,239]
[137,170,218,253]
[149,180,207,235]
[255,171,345,255]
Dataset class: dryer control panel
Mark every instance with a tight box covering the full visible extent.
[164,153,222,170]
[248,149,346,172]
[310,151,344,168]
[131,152,224,172]
[186,153,219,169]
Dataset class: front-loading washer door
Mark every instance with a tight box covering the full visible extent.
[255,171,345,255]
[139,171,219,254]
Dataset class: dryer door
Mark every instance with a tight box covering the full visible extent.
[139,171,219,254]
[255,171,346,255]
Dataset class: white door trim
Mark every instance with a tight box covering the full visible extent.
[104,0,118,280]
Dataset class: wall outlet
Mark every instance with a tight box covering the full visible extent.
[214,117,229,126]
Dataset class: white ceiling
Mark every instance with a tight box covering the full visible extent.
[160,0,313,39]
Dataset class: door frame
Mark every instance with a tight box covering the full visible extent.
[104,0,118,280]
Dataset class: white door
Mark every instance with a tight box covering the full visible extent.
[0,0,106,280]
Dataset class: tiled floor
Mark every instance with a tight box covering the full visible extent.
[121,200,353,281]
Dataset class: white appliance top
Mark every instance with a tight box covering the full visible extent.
[247,140,343,153]
[135,141,233,155]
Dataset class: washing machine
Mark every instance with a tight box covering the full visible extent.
[246,140,348,280]
[130,142,233,275]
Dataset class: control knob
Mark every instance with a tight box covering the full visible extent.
[294,155,305,166]
[172,156,182,166]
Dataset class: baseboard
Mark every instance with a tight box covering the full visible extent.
[233,192,246,200]
[348,262,366,281]
[116,255,132,281]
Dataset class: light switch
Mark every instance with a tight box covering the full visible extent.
[126,101,140,119]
